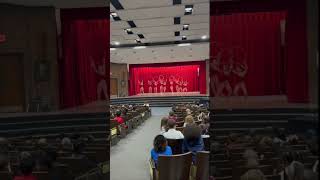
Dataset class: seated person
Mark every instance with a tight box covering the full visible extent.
[14,152,37,180]
[182,124,204,161]
[163,119,184,139]
[199,116,210,135]
[183,115,194,127]
[160,117,169,133]
[240,159,266,180]
[151,135,172,166]
[168,111,177,122]
[114,110,124,124]
[279,151,305,180]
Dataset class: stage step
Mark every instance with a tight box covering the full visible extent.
[111,96,209,107]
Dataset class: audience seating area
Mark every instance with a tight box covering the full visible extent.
[0,112,109,180]
[211,108,319,180]
[149,104,210,180]
[110,104,151,146]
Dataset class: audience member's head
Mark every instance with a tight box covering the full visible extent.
[186,109,192,115]
[184,115,194,125]
[160,117,169,130]
[246,158,259,169]
[167,119,176,129]
[153,135,167,153]
[61,137,73,150]
[18,151,35,176]
[243,149,258,161]
[116,110,122,117]
[169,111,174,117]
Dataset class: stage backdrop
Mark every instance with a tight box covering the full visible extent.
[210,0,309,103]
[59,8,109,108]
[129,61,206,96]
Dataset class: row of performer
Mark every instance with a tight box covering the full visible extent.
[138,76,190,94]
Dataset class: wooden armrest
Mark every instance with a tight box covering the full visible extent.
[149,158,158,180]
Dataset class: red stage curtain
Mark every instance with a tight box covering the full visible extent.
[210,0,309,102]
[59,8,109,108]
[210,12,286,97]
[129,61,206,96]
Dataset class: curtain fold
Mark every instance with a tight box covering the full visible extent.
[210,0,309,102]
[129,61,206,96]
[59,8,109,108]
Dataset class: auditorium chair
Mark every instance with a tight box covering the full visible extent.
[0,171,12,180]
[195,151,209,180]
[176,126,184,133]
[176,121,184,127]
[150,152,192,180]
[166,139,183,154]
[202,136,210,151]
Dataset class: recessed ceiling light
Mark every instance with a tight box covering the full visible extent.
[183,24,189,30]
[110,12,118,17]
[182,36,187,40]
[201,35,208,39]
[133,46,146,49]
[113,41,120,46]
[178,43,191,47]
[110,48,116,51]
[185,5,193,15]
[125,28,133,34]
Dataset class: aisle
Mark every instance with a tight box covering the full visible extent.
[110,107,171,180]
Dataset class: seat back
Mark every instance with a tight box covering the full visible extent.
[166,139,183,155]
[0,171,12,180]
[195,151,210,180]
[158,152,192,180]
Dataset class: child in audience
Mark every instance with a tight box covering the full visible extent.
[160,117,169,133]
[114,110,124,124]
[182,124,204,161]
[184,115,194,127]
[163,119,184,139]
[168,111,177,122]
[14,152,37,180]
[151,135,172,166]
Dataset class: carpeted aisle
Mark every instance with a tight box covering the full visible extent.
[110,107,171,180]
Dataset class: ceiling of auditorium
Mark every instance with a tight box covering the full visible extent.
[0,0,107,8]
[110,0,210,64]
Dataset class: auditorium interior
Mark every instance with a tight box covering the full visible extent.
[0,0,319,180]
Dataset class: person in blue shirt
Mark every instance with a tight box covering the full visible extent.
[151,135,172,166]
[182,124,204,162]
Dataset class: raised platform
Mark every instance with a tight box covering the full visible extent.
[111,93,209,107]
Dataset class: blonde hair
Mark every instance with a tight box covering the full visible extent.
[184,115,194,124]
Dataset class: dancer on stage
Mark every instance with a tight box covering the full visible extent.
[211,50,224,96]
[175,77,181,92]
[182,80,188,92]
[138,80,144,94]
[90,56,108,100]
[219,50,233,96]
[163,79,167,93]
[148,80,153,93]
[232,60,248,96]
[159,75,164,93]
[169,76,175,93]
[153,77,158,93]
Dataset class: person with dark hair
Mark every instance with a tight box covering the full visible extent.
[150,135,172,166]
[168,111,177,122]
[14,152,37,180]
[163,119,184,139]
[114,110,124,124]
[182,124,204,161]
[160,117,169,133]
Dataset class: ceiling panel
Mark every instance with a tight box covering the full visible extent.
[0,0,107,8]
